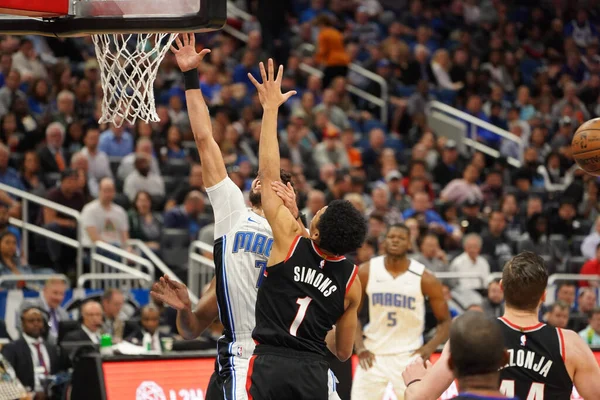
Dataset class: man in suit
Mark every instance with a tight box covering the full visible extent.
[19,279,69,343]
[125,305,172,352]
[38,122,70,174]
[63,301,103,344]
[1,307,62,396]
[100,289,125,343]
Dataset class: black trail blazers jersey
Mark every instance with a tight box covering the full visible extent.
[252,236,358,356]
[497,317,573,400]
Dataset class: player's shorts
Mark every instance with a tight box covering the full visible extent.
[246,345,330,400]
[208,351,341,400]
[351,352,420,400]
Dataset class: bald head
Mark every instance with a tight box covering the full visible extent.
[81,301,103,332]
[449,311,507,380]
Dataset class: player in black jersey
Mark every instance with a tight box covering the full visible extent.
[448,311,516,400]
[402,251,600,400]
[245,59,367,400]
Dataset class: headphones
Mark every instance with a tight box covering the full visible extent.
[20,306,51,340]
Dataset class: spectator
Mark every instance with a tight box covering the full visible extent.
[80,125,113,182]
[313,129,350,169]
[366,185,403,226]
[98,122,134,158]
[581,215,600,260]
[117,137,160,181]
[160,125,186,161]
[565,10,599,49]
[580,242,600,287]
[301,189,325,227]
[101,288,125,343]
[430,49,463,91]
[432,139,462,187]
[20,278,69,343]
[126,304,173,352]
[166,164,204,210]
[38,122,69,174]
[355,237,378,265]
[41,169,85,271]
[314,15,350,89]
[546,301,570,329]
[0,231,35,289]
[556,281,577,311]
[52,90,76,129]
[163,190,208,241]
[481,210,513,272]
[440,164,483,205]
[412,233,448,273]
[123,153,165,202]
[548,198,577,238]
[63,301,103,343]
[458,199,486,235]
[449,233,490,290]
[579,307,600,346]
[11,38,47,81]
[80,178,129,248]
[128,191,163,251]
[570,289,598,332]
[1,306,61,397]
[403,191,456,236]
[481,279,504,319]
[0,353,28,399]
[0,143,25,191]
[19,150,46,197]
[0,69,25,117]
[313,89,350,131]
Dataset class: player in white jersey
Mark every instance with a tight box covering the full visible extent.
[151,34,341,400]
[352,223,451,400]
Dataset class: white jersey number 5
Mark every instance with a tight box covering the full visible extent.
[500,380,544,400]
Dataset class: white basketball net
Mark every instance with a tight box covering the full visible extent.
[92,33,177,127]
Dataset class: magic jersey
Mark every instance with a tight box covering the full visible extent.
[207,178,273,376]
[363,256,426,355]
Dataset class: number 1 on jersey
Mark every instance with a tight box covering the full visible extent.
[290,297,312,336]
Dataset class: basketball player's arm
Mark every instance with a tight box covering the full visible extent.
[403,341,455,400]
[412,271,451,360]
[250,60,301,264]
[354,262,376,369]
[565,329,600,397]
[331,276,362,361]
[173,34,227,188]
[176,278,219,339]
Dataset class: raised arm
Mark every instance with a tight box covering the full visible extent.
[413,270,451,360]
[248,59,300,264]
[354,262,376,370]
[171,33,226,188]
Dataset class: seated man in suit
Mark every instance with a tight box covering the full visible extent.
[126,304,172,353]
[63,301,103,344]
[1,306,62,397]
[19,278,69,343]
[100,288,125,343]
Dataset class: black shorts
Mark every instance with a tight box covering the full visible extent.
[246,345,329,400]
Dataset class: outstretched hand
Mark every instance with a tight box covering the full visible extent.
[248,59,297,110]
[150,274,192,311]
[272,181,299,218]
[171,33,211,73]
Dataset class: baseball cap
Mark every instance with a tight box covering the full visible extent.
[445,139,458,150]
[385,170,402,182]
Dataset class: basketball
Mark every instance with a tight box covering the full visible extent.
[572,118,600,175]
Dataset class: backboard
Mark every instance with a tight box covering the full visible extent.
[0,0,226,36]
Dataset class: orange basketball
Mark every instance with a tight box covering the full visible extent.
[572,118,600,175]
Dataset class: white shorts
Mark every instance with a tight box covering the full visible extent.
[351,353,419,400]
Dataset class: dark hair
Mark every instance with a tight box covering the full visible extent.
[314,14,333,27]
[133,190,153,212]
[591,307,600,318]
[502,251,548,311]
[487,278,501,288]
[368,211,385,224]
[556,281,576,291]
[317,200,367,255]
[385,223,410,237]
[250,169,293,206]
[362,236,379,250]
[450,311,505,378]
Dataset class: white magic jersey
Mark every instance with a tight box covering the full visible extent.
[364,256,426,355]
[207,178,273,399]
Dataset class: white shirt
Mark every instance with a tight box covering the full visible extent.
[581,232,600,260]
[449,252,490,290]
[22,334,50,392]
[80,199,129,247]
[81,325,101,344]
[123,171,165,201]
[80,147,113,181]
[142,331,162,353]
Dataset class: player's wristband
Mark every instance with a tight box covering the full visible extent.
[183,69,200,91]
[406,379,422,388]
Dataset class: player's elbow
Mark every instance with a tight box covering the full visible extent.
[335,346,353,362]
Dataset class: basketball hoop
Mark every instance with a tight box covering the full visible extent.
[92,33,177,127]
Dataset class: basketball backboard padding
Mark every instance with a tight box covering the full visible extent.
[0,0,225,36]
[0,0,67,17]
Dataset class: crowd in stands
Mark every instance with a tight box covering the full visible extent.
[0,0,599,359]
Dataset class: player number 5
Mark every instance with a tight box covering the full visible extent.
[387,311,397,327]
[290,297,312,336]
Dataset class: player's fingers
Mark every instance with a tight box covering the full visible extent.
[283,90,297,101]
[170,45,179,54]
[268,58,275,81]
[425,360,433,369]
[276,64,284,83]
[199,49,211,58]
[174,35,183,50]
[248,73,261,89]
[189,33,196,47]
[183,32,189,46]
[259,62,267,84]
